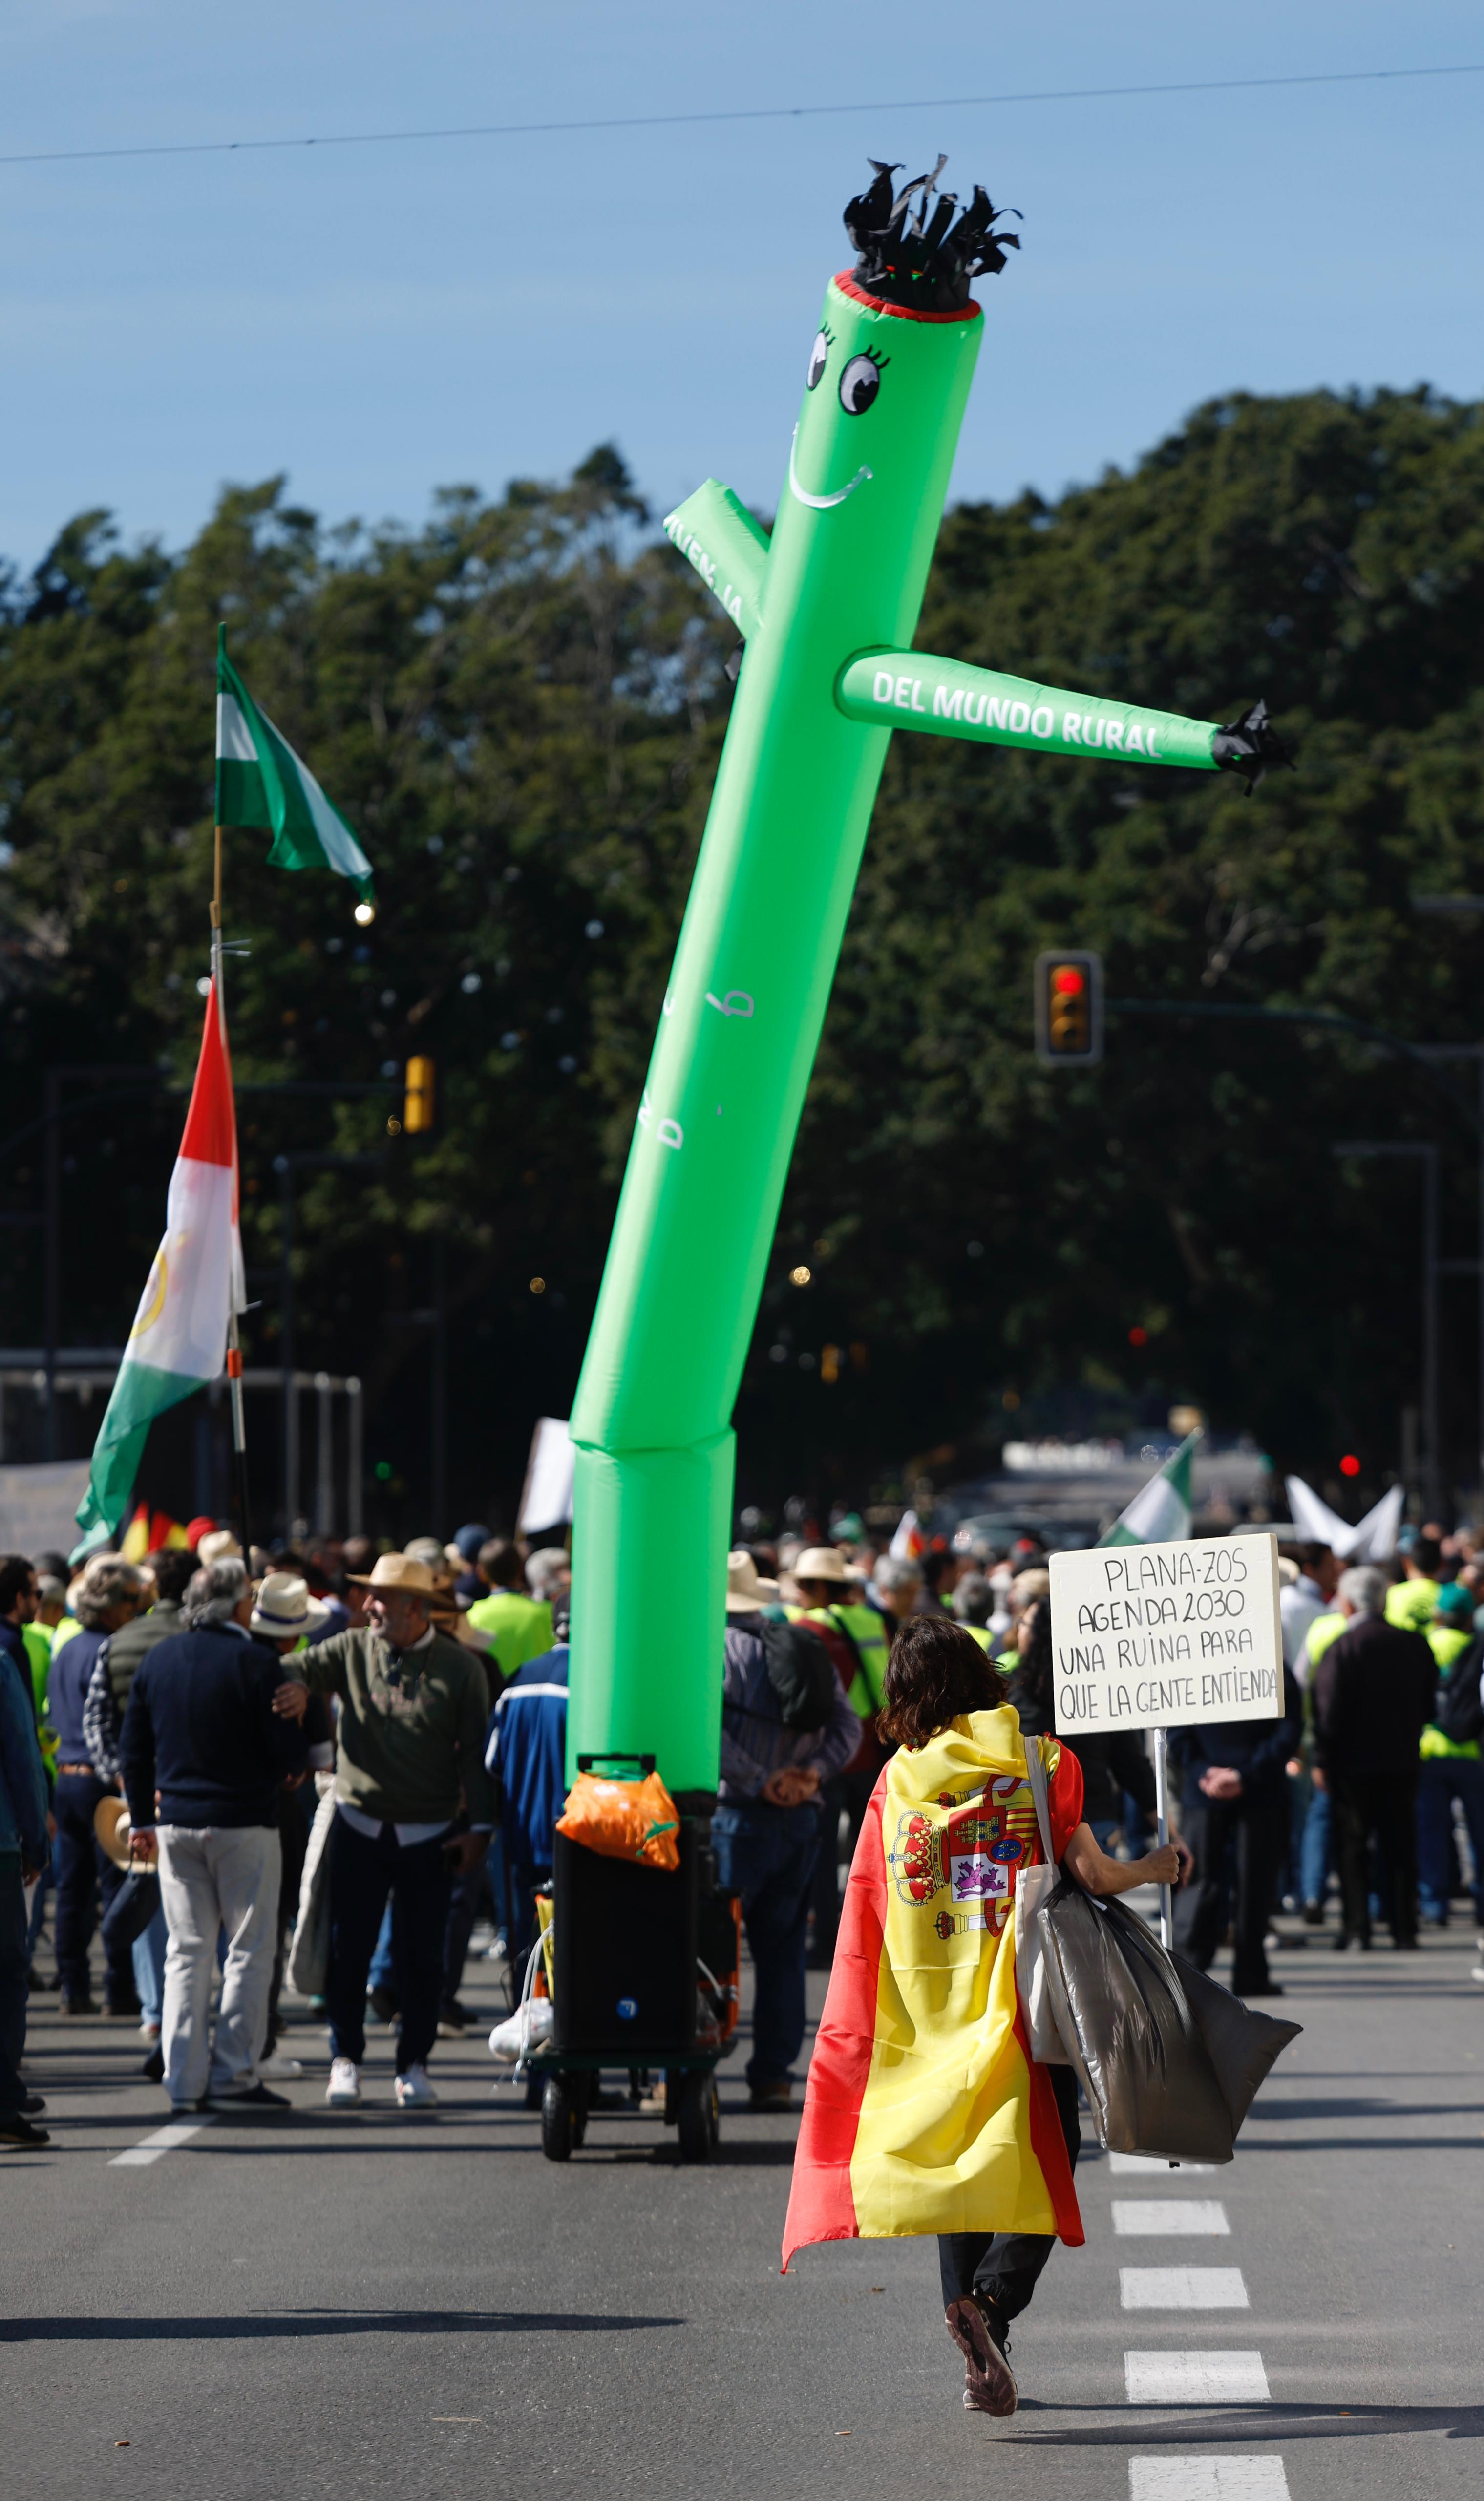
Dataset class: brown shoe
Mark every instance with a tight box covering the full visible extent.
[747,2079,793,2111]
[945,2294,1017,2416]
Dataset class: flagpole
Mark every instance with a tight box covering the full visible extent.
[211,796,252,1561]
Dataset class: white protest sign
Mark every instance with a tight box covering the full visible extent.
[1048,1531,1283,1736]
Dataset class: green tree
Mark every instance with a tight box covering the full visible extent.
[3,388,1483,1534]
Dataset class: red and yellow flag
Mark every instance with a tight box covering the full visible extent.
[783,1707,1085,2269]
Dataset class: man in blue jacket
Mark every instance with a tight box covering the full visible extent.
[121,1555,309,2112]
[485,1594,571,1985]
[1171,1664,1303,1999]
[48,1555,144,2015]
[0,1553,50,2145]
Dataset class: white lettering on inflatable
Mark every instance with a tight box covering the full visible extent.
[1064,712,1083,742]
[637,1090,684,1152]
[1126,723,1146,756]
[912,680,926,713]
[933,684,965,719]
[873,669,893,703]
[1105,721,1125,751]
[965,691,987,725]
[895,675,912,708]
[1031,705,1054,738]
[1147,727,1161,760]
[1084,717,1105,748]
[1009,701,1031,734]
[986,696,1008,729]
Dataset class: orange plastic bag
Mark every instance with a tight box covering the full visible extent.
[556,1769,681,1871]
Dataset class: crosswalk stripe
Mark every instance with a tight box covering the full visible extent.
[1125,2350,1271,2404]
[1112,2199,1230,2236]
[108,2116,215,2168]
[1130,2459,1289,2497]
[1120,2266,1249,2309]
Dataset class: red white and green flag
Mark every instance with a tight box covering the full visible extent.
[72,983,245,1556]
[215,628,374,902]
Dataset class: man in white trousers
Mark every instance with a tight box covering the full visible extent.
[120,1556,308,2112]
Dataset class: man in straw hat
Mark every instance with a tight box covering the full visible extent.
[716,1550,859,2110]
[274,1551,496,2111]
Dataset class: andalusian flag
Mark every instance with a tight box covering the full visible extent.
[215,628,374,902]
[72,984,245,1558]
[782,1711,1085,2269]
[1098,1428,1201,1547]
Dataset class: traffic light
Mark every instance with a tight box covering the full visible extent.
[403,1055,437,1133]
[1034,949,1104,1066]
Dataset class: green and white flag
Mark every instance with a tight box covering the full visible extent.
[215,627,373,901]
[1098,1429,1201,1547]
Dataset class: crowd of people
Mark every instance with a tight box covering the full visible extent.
[1,1504,1479,2155]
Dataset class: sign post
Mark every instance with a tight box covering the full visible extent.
[1048,1532,1284,1950]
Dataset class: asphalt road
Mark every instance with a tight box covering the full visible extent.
[5,1907,1482,2501]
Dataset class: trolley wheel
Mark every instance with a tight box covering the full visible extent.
[676,2069,720,2163]
[540,2074,578,2162]
[570,2071,591,2150]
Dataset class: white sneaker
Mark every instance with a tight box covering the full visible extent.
[325,2057,361,2106]
[261,2052,304,2077]
[394,2063,437,2109]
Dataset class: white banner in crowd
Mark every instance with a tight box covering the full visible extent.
[1284,1474,1403,1564]
[1048,1531,1283,1736]
[0,1460,94,1560]
[518,1417,574,1534]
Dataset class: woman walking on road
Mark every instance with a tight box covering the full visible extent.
[782,1615,1179,2417]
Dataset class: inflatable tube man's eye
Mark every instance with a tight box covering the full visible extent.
[839,351,885,415]
[806,328,831,391]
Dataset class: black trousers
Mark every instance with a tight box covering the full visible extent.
[52,1772,131,2004]
[938,2063,1081,2320]
[1173,1789,1286,1996]
[1331,1769,1417,1945]
[807,1765,878,1966]
[325,1815,452,2073]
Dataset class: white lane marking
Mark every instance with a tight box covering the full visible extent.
[1131,2462,1289,2499]
[786,426,871,509]
[1125,2350,1271,2405]
[1109,2152,1217,2175]
[1113,2199,1230,2236]
[1121,2267,1250,2309]
[109,2115,215,2168]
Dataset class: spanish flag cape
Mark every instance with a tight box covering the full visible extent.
[782,1706,1085,2269]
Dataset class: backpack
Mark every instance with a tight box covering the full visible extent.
[1434,1636,1484,1748]
[759,1618,838,1732]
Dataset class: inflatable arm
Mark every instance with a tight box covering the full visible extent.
[568,163,1290,1796]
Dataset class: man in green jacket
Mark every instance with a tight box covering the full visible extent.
[276,1553,495,2113]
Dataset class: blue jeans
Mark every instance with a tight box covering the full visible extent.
[132,1905,169,2026]
[712,1800,820,2090]
[1300,1782,1332,1907]
[53,1771,130,2005]
[325,1814,452,2074]
[1416,1757,1484,1923]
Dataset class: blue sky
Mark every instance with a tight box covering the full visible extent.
[1,2,1480,570]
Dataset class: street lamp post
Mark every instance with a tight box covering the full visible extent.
[1332,1141,1442,1519]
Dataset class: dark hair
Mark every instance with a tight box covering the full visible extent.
[147,1548,198,1606]
[1414,1534,1443,1576]
[1016,1597,1055,1715]
[877,1614,1007,1751]
[0,1554,35,1616]
[478,1538,524,1587]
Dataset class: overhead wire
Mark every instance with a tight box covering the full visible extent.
[0,61,1479,172]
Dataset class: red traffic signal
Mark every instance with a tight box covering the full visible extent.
[1034,950,1104,1065]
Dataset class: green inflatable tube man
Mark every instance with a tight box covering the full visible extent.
[568,159,1288,1797]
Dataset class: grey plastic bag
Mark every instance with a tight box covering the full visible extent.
[1035,1877,1300,2163]
[1015,1735,1071,2064]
